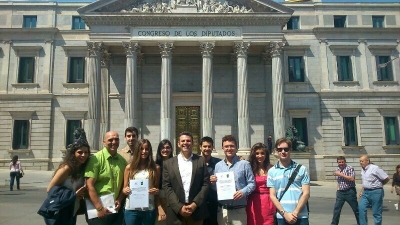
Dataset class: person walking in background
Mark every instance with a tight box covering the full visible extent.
[200,136,221,225]
[155,139,173,224]
[267,135,273,155]
[122,139,161,225]
[118,127,139,164]
[246,143,275,225]
[390,164,400,211]
[358,155,390,225]
[46,128,90,225]
[330,156,359,225]
[9,155,23,191]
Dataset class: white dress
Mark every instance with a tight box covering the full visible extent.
[62,176,85,216]
[125,169,155,211]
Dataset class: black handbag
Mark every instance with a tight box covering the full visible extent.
[17,171,24,178]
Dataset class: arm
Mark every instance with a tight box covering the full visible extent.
[334,170,355,182]
[382,176,390,185]
[87,177,110,218]
[149,165,160,195]
[237,162,255,199]
[47,165,71,192]
[359,187,364,197]
[162,160,184,215]
[154,165,166,221]
[292,184,310,217]
[122,165,131,196]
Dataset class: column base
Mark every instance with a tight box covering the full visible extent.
[237,147,251,156]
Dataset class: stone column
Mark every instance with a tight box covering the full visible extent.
[358,39,370,89]
[159,42,174,140]
[200,42,215,139]
[100,51,111,147]
[86,42,103,150]
[319,39,329,90]
[123,42,140,129]
[41,40,53,93]
[270,42,285,141]
[234,42,251,153]
[0,40,12,93]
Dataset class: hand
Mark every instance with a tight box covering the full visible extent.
[358,192,363,197]
[186,202,197,213]
[283,212,297,224]
[179,205,192,217]
[122,186,131,196]
[97,207,110,218]
[210,175,217,184]
[391,187,394,193]
[333,171,341,176]
[114,200,121,211]
[75,185,86,199]
[233,190,244,200]
[158,207,166,221]
[148,188,159,195]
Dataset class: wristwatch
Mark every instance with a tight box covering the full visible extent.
[279,210,286,216]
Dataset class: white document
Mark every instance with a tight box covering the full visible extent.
[85,193,117,219]
[129,179,149,209]
[216,172,236,201]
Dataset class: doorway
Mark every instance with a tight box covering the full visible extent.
[175,106,201,155]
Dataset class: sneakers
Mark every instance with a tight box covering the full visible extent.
[395,203,398,211]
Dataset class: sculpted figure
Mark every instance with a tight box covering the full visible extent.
[285,126,306,152]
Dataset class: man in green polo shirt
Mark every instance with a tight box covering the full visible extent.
[85,131,127,225]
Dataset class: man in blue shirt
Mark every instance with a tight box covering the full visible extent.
[267,137,310,225]
[214,135,255,225]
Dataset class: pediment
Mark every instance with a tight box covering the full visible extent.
[78,0,294,14]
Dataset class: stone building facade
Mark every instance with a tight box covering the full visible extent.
[0,0,399,181]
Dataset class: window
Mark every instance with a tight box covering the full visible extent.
[337,56,353,81]
[288,56,304,82]
[66,120,82,148]
[384,117,399,145]
[376,56,393,81]
[343,117,358,146]
[18,57,35,83]
[372,16,384,28]
[72,16,85,30]
[23,16,37,28]
[12,120,29,149]
[287,17,299,30]
[334,16,346,28]
[292,118,308,146]
[68,57,85,83]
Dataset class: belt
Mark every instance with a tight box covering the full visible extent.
[218,204,246,210]
[338,187,356,192]
[364,188,383,190]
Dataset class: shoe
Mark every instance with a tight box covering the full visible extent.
[395,203,398,211]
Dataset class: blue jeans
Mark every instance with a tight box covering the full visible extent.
[124,209,156,225]
[359,188,384,225]
[10,171,20,190]
[331,187,360,225]
[277,218,309,225]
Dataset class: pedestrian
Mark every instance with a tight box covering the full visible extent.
[155,139,173,224]
[122,139,162,225]
[267,135,273,155]
[390,164,400,211]
[246,143,275,225]
[84,131,127,225]
[358,155,390,225]
[214,135,255,225]
[200,136,221,225]
[267,137,310,225]
[46,128,90,225]
[118,127,139,164]
[9,155,23,191]
[330,156,359,225]
[162,131,209,225]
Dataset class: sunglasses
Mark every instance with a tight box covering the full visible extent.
[276,148,290,152]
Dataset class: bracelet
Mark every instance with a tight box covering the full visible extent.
[96,206,104,212]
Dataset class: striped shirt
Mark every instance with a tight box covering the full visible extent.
[335,164,356,190]
[361,164,388,189]
[267,160,310,219]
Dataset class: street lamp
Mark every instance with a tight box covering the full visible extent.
[378,56,399,68]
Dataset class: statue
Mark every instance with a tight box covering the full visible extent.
[285,126,306,152]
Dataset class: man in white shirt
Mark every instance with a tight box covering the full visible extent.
[163,131,210,225]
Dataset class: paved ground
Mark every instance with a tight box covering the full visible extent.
[1,169,399,225]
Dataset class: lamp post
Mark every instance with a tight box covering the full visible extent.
[378,56,399,68]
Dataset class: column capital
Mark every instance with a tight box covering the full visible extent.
[234,42,250,57]
[44,39,53,44]
[122,41,140,56]
[358,39,367,44]
[87,41,104,57]
[200,42,215,57]
[159,42,174,57]
[269,41,285,57]
[262,50,271,62]
[319,39,328,44]
[2,40,12,45]
[101,51,111,67]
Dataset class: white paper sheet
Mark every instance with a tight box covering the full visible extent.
[216,172,236,201]
[129,179,149,209]
[85,193,117,219]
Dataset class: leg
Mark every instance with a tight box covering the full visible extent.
[345,188,360,225]
[370,189,384,225]
[296,218,309,225]
[16,174,20,190]
[142,210,156,225]
[87,217,108,225]
[398,195,400,211]
[330,191,346,225]
[10,172,15,190]
[124,210,141,225]
[229,208,246,225]
[217,207,227,225]
[358,191,370,225]
[277,218,289,225]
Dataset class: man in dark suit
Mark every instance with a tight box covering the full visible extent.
[163,131,210,225]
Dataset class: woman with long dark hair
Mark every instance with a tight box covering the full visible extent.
[391,164,400,210]
[155,139,173,224]
[9,155,23,191]
[46,128,90,225]
[247,143,275,225]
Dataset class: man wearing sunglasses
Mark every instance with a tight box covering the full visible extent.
[267,137,310,225]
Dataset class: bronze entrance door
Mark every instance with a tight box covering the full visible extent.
[175,106,200,155]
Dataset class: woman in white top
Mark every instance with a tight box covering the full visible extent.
[122,139,162,225]
[46,128,90,225]
[9,155,23,191]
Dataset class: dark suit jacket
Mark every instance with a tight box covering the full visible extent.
[163,154,209,225]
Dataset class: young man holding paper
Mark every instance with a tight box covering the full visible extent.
[213,135,255,225]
